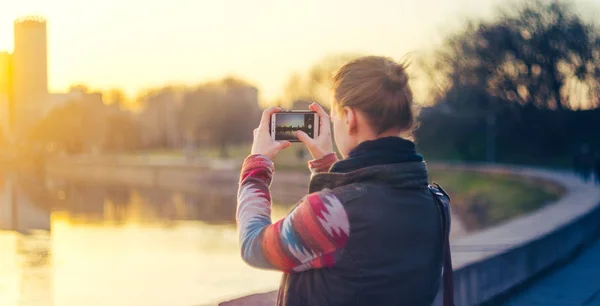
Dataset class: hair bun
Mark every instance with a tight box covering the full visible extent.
[385,62,409,89]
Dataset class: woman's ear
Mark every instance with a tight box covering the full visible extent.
[343,106,358,135]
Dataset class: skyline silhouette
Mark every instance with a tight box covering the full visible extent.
[0,0,509,101]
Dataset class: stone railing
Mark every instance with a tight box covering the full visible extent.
[220,164,600,306]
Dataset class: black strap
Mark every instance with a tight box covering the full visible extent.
[428,183,455,306]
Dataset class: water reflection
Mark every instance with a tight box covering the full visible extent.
[0,174,286,306]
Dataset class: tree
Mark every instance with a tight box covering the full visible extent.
[104,88,128,108]
[416,0,600,163]
[426,0,600,110]
[29,102,89,154]
[135,87,183,149]
[29,99,137,155]
[281,53,362,107]
[180,78,261,157]
[104,112,141,153]
[69,84,90,93]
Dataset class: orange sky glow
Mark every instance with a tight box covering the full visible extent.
[1,0,595,104]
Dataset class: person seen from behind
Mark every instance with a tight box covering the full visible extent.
[236,56,451,306]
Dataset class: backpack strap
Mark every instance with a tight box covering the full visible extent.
[428,183,455,306]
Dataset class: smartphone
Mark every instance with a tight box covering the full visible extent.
[270,111,319,142]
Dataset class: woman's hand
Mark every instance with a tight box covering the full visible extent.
[251,107,291,160]
[296,103,334,160]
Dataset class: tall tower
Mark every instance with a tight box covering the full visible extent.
[0,52,12,138]
[12,16,48,136]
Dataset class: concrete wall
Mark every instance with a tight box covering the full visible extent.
[45,158,217,193]
[44,157,309,202]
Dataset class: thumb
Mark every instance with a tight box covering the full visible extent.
[296,130,316,149]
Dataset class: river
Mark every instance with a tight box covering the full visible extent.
[0,173,287,306]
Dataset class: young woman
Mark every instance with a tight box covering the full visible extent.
[237,56,446,305]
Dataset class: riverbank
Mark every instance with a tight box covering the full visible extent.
[44,156,310,206]
[41,157,573,305]
[44,156,563,233]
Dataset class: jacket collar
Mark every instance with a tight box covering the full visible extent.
[329,136,423,173]
[309,136,428,193]
[309,161,429,193]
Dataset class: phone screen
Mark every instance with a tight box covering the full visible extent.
[273,112,316,141]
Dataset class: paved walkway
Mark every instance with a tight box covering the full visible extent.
[504,231,600,306]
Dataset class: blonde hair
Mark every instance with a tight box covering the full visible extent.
[332,56,415,135]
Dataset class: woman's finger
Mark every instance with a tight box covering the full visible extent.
[310,103,330,125]
[259,107,281,131]
[296,130,317,150]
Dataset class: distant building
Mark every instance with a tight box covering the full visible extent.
[49,89,121,155]
[0,52,12,138]
[137,84,260,150]
[137,89,183,149]
[12,16,49,136]
[47,86,104,117]
[48,92,81,113]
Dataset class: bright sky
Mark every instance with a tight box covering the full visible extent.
[0,0,596,102]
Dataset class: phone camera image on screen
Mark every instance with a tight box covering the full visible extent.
[274,113,315,141]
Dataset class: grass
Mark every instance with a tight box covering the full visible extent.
[429,169,564,230]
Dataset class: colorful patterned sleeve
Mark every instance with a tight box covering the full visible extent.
[237,154,350,272]
[308,152,338,174]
